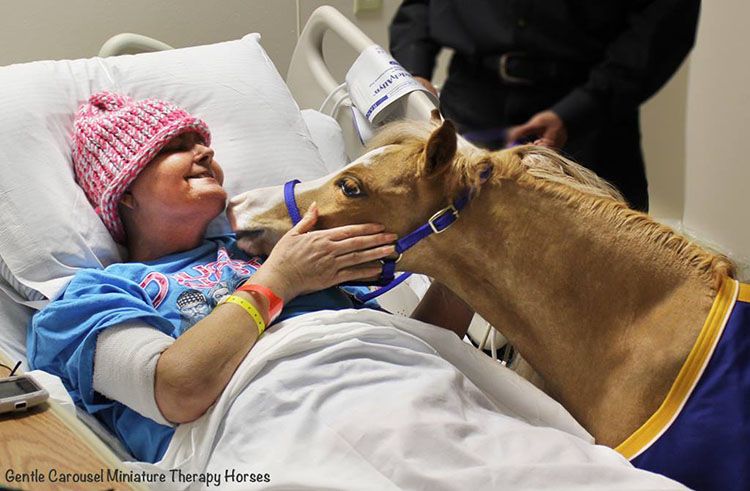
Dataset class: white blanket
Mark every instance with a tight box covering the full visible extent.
[135,309,683,490]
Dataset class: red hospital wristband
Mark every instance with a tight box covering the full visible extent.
[235,283,284,322]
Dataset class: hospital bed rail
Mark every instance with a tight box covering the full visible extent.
[286,5,437,159]
[98,33,174,57]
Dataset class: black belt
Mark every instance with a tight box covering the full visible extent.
[472,53,589,86]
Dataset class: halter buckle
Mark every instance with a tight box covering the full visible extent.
[380,252,403,265]
[428,205,459,234]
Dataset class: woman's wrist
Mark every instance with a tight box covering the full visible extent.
[231,290,270,326]
[236,283,284,322]
[246,266,295,304]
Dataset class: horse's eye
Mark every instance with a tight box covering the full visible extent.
[338,177,364,197]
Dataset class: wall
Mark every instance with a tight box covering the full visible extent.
[683,0,750,273]
[0,0,403,84]
[641,65,689,221]
[0,0,298,74]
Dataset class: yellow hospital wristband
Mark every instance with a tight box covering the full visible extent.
[218,294,266,336]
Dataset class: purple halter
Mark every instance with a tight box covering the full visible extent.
[283,166,491,303]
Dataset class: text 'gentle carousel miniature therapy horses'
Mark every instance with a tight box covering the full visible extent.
[227,119,749,491]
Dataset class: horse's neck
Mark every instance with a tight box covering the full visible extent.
[412,181,716,446]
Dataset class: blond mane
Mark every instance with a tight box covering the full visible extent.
[514,145,734,287]
[370,120,735,287]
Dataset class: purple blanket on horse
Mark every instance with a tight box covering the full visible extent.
[616,279,750,491]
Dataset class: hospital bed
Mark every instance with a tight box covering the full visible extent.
[0,6,684,490]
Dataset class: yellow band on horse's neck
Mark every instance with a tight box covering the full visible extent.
[614,276,738,460]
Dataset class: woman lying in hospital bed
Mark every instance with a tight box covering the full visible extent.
[29,91,471,462]
[25,91,686,489]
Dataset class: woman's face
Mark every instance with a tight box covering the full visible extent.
[124,132,227,224]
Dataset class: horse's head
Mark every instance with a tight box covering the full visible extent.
[227,119,491,265]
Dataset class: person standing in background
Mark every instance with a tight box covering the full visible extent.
[389,0,700,211]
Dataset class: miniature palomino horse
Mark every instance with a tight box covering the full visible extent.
[227,119,749,491]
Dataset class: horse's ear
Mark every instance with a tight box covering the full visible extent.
[421,119,457,176]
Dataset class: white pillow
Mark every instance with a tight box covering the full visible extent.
[0,34,329,302]
[0,276,33,370]
[301,109,348,173]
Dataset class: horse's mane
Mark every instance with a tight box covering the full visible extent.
[370,120,736,287]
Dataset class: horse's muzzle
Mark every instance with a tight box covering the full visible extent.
[235,228,268,255]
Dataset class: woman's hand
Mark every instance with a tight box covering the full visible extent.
[249,203,397,302]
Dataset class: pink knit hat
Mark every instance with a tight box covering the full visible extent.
[71,91,211,243]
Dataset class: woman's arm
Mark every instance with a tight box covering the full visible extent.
[155,204,396,423]
[154,287,269,423]
[410,281,474,339]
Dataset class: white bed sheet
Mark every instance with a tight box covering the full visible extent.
[131,309,684,490]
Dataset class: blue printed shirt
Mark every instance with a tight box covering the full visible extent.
[28,235,378,463]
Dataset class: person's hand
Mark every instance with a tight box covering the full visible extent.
[414,76,439,97]
[506,110,568,149]
[249,203,397,303]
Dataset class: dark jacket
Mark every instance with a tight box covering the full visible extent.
[389,0,700,210]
